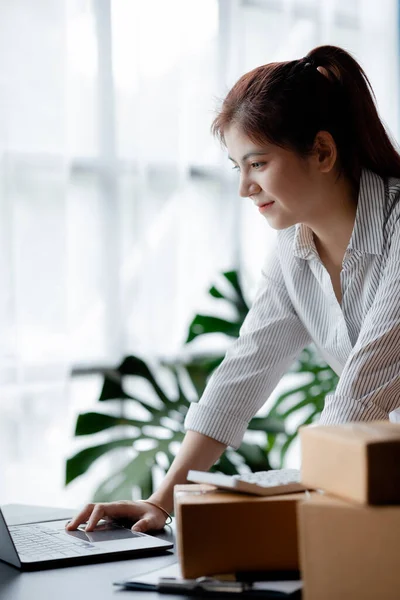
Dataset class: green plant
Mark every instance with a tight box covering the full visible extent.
[66,269,338,500]
[185,270,248,344]
[66,354,283,501]
[266,346,338,466]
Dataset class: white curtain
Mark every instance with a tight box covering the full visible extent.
[0,0,240,506]
[0,0,71,504]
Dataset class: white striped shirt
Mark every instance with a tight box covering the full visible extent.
[184,169,400,449]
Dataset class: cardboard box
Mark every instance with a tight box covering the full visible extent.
[174,483,308,579]
[298,493,400,600]
[300,421,400,504]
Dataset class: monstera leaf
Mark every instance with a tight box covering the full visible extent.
[66,355,283,501]
[185,271,249,343]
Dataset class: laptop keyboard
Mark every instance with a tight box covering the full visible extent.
[10,524,101,560]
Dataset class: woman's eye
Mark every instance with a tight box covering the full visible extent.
[231,162,264,172]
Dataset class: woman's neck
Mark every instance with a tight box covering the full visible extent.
[309,175,359,268]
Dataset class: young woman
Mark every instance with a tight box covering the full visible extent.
[67,45,400,533]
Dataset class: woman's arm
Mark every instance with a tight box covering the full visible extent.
[148,430,227,513]
[185,248,312,449]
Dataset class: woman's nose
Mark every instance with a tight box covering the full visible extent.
[239,177,261,199]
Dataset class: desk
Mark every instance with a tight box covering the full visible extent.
[0,504,183,600]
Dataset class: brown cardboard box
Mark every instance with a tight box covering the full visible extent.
[300,420,400,504]
[174,483,308,579]
[298,493,400,600]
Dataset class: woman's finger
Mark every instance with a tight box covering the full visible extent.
[65,503,95,530]
[85,504,107,532]
[131,517,152,533]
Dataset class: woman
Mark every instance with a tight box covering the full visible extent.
[67,45,400,533]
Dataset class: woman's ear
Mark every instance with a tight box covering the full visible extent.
[313,131,337,173]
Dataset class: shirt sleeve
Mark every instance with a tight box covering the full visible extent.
[320,221,400,424]
[184,250,312,449]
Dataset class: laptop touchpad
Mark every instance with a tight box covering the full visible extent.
[66,523,142,543]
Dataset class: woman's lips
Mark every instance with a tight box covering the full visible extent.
[258,201,275,213]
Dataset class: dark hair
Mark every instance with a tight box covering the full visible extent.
[211,45,400,184]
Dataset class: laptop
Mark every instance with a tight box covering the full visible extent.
[0,507,173,571]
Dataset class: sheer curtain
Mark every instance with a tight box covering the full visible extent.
[0,1,71,504]
[0,0,241,506]
[1,0,398,506]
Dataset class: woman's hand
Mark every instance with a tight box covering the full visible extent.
[65,500,168,533]
[65,433,226,535]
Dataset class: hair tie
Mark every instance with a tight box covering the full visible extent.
[301,57,331,81]
[302,56,315,69]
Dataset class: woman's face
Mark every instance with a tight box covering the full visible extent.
[224,124,327,230]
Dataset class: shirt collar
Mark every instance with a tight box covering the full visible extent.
[293,168,386,260]
[348,168,385,255]
[293,222,317,259]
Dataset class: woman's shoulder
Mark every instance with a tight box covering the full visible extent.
[384,175,400,232]
[362,170,400,238]
[387,175,400,208]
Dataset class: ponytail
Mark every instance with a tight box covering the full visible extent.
[306,46,400,180]
[212,45,400,184]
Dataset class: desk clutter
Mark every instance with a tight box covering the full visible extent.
[115,561,303,597]
[172,420,400,600]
